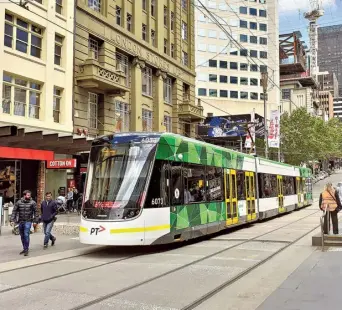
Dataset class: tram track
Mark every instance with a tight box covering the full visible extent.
[67,208,321,310]
[0,206,320,302]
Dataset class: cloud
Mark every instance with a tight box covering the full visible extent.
[279,0,336,13]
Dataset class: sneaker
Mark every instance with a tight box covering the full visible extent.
[19,250,25,255]
[51,237,56,246]
[43,244,48,249]
[24,251,29,256]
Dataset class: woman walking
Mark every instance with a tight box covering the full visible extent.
[319,182,342,235]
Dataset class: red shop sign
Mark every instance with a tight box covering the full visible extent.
[47,159,77,169]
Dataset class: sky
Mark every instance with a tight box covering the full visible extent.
[279,0,342,45]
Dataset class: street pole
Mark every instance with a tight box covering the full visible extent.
[261,71,269,159]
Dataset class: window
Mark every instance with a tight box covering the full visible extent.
[54,34,63,65]
[164,116,172,132]
[164,39,168,54]
[240,63,248,71]
[209,89,217,97]
[219,61,227,69]
[2,74,41,118]
[116,6,121,26]
[240,77,248,85]
[250,36,257,44]
[250,50,258,58]
[116,52,129,84]
[249,8,257,16]
[88,92,98,129]
[259,9,267,17]
[251,92,258,100]
[240,91,248,99]
[260,65,268,72]
[219,32,227,40]
[209,74,217,82]
[208,30,217,38]
[198,29,206,37]
[230,62,238,70]
[208,45,217,53]
[260,0,266,3]
[258,174,278,198]
[209,59,217,67]
[127,13,132,32]
[182,51,188,66]
[208,0,216,9]
[220,90,228,97]
[89,37,99,60]
[282,89,291,100]
[164,6,168,26]
[164,77,172,104]
[171,163,183,205]
[230,91,238,98]
[142,0,147,11]
[230,48,238,55]
[207,167,223,201]
[151,0,156,17]
[53,87,61,123]
[219,3,228,10]
[114,100,130,132]
[181,21,188,40]
[260,37,267,45]
[142,109,153,132]
[4,14,42,58]
[171,44,175,58]
[240,49,248,56]
[198,14,206,22]
[198,88,207,96]
[251,64,258,71]
[184,164,206,203]
[88,0,101,12]
[250,22,257,30]
[260,23,267,31]
[181,0,187,10]
[284,176,295,195]
[142,67,152,96]
[240,6,248,14]
[171,12,175,31]
[151,29,156,46]
[237,171,245,200]
[142,24,147,41]
[198,73,207,81]
[260,51,268,59]
[56,0,62,14]
[240,20,248,28]
[250,78,258,86]
[240,34,248,42]
[230,76,238,84]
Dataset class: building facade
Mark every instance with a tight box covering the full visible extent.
[317,72,339,98]
[318,25,342,97]
[319,91,334,121]
[0,0,77,205]
[333,97,342,121]
[74,0,202,138]
[195,0,280,117]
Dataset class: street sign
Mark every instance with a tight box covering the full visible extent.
[46,159,77,169]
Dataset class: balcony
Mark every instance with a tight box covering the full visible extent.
[76,59,130,95]
[280,57,306,74]
[280,72,318,88]
[178,97,205,121]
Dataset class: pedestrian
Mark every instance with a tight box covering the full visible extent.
[10,190,38,256]
[67,187,73,212]
[319,182,342,235]
[41,192,57,249]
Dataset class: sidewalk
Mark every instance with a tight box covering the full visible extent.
[257,248,342,310]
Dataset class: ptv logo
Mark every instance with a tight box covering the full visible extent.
[90,226,106,235]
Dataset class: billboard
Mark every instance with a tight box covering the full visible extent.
[268,110,280,148]
[245,109,256,149]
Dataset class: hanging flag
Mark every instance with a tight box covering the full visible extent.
[268,110,280,148]
[245,109,255,149]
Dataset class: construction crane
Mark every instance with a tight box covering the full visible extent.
[304,0,324,79]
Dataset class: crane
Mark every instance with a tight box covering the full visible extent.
[304,0,324,79]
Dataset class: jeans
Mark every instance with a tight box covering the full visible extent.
[324,210,339,234]
[43,221,55,245]
[19,222,31,251]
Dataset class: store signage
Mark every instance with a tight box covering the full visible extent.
[47,159,77,169]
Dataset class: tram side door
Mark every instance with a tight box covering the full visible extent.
[245,172,257,221]
[302,178,307,206]
[225,169,238,225]
[296,177,302,207]
[277,175,285,213]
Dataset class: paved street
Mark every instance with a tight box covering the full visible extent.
[0,172,340,309]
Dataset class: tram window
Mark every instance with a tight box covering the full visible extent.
[259,173,277,198]
[283,176,295,195]
[231,173,237,198]
[237,171,245,200]
[226,171,230,199]
[171,163,183,205]
[185,164,206,203]
[207,166,223,201]
[145,160,169,208]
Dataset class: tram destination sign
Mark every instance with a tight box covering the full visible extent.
[46,159,77,169]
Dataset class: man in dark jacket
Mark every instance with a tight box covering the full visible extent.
[10,190,38,256]
[41,192,57,248]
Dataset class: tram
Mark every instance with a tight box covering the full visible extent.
[80,132,313,246]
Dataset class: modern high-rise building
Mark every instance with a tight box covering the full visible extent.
[195,0,279,117]
[333,97,342,121]
[318,24,342,97]
[74,0,202,138]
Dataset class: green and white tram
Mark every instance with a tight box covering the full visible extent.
[80,132,312,246]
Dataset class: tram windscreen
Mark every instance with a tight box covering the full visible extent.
[82,141,157,220]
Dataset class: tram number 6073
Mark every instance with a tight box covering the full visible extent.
[151,198,164,206]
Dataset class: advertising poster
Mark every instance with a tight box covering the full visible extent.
[245,109,256,149]
[268,110,280,148]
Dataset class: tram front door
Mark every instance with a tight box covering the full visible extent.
[245,172,256,221]
[225,169,238,225]
[277,175,285,213]
[296,177,303,207]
